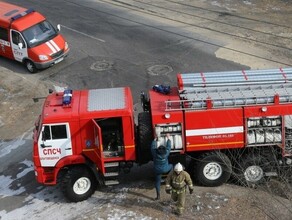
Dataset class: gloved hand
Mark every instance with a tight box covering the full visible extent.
[165,186,172,194]
[189,188,194,194]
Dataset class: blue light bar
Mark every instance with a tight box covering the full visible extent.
[11,8,34,21]
[63,89,73,105]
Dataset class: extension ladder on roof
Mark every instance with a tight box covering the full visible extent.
[177,68,292,90]
[166,83,292,111]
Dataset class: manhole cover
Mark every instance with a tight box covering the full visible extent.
[90,60,113,71]
[147,65,173,76]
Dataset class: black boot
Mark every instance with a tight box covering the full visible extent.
[155,192,160,200]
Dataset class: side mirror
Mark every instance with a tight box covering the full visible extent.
[42,131,46,141]
[18,42,23,49]
[57,24,61,32]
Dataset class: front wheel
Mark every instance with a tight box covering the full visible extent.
[193,152,232,187]
[24,60,38,73]
[61,167,97,202]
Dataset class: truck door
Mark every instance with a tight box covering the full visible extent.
[10,30,28,62]
[96,117,124,158]
[38,123,73,167]
[92,119,104,172]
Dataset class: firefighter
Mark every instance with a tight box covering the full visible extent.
[165,162,194,216]
[151,133,173,200]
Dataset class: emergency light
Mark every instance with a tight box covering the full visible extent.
[63,89,73,105]
[152,84,171,95]
[11,8,35,21]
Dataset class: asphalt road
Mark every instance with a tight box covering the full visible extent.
[1,0,291,219]
[2,0,245,102]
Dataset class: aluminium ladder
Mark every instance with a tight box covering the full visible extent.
[166,83,292,111]
[177,68,292,90]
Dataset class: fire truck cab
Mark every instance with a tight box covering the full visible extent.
[0,2,69,73]
[33,87,136,201]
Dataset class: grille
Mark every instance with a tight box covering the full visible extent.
[51,50,64,59]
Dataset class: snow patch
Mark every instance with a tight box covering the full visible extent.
[0,160,32,198]
[17,160,33,179]
[243,0,252,5]
[0,139,25,158]
[53,85,67,92]
[107,208,152,220]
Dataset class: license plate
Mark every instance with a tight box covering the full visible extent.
[54,57,64,64]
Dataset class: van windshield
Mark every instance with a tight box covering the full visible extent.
[22,20,58,48]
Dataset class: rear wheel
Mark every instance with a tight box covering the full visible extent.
[61,167,97,202]
[193,152,232,186]
[24,59,38,73]
[137,112,153,164]
[236,154,271,187]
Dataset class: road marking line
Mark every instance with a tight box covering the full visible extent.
[61,25,105,43]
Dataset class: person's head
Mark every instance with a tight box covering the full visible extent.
[157,145,166,155]
[174,162,183,174]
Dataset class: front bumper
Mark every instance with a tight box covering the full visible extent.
[34,49,70,69]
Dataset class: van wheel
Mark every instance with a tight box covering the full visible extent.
[61,167,97,202]
[24,60,38,73]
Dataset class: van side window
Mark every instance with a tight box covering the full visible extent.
[11,31,25,47]
[0,27,8,41]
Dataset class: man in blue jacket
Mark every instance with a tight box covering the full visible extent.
[151,133,173,200]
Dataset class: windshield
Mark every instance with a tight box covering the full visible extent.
[22,20,58,48]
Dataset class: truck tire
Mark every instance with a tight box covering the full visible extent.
[24,59,38,73]
[237,154,271,187]
[61,167,97,202]
[137,112,153,164]
[193,152,232,187]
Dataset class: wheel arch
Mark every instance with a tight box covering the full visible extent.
[59,161,100,202]
[22,57,32,63]
[56,155,101,185]
[22,57,38,73]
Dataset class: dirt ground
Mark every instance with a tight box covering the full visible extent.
[0,69,50,140]
[77,162,292,220]
[0,0,292,219]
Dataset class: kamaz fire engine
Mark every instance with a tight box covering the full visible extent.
[33,68,292,202]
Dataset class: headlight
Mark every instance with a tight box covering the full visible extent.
[39,55,49,61]
[65,42,69,50]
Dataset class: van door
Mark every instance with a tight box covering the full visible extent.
[0,26,13,58]
[38,123,73,167]
[10,30,28,62]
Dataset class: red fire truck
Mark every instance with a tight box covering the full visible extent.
[33,68,292,202]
